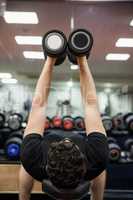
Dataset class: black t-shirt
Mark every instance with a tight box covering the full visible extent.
[20,131,109,182]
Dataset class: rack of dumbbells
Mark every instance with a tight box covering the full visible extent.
[0,110,133,190]
[102,112,133,190]
[0,111,26,163]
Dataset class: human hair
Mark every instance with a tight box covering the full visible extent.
[46,139,86,189]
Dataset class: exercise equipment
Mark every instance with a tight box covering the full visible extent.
[123,113,133,133]
[0,128,11,148]
[7,113,23,131]
[52,116,62,129]
[67,29,93,64]
[74,116,85,131]
[5,130,23,160]
[63,116,74,130]
[42,30,67,65]
[124,138,133,159]
[107,137,121,162]
[44,117,51,130]
[112,113,126,131]
[51,100,63,129]
[0,112,5,129]
[102,115,113,133]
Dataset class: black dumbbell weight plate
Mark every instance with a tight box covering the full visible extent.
[0,113,5,128]
[8,113,23,131]
[74,116,85,131]
[107,137,117,144]
[42,30,67,65]
[68,29,93,56]
[124,138,133,150]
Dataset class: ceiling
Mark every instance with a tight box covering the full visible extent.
[0,0,133,86]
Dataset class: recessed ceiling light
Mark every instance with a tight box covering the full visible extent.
[104,83,112,88]
[70,16,74,30]
[70,64,79,70]
[23,51,44,59]
[15,36,42,45]
[67,81,73,87]
[116,38,133,47]
[130,19,133,26]
[104,88,111,94]
[4,11,38,24]
[105,53,130,61]
[1,78,17,84]
[0,73,12,79]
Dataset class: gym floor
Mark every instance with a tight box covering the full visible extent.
[0,0,133,200]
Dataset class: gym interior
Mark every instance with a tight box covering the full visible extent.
[0,0,133,199]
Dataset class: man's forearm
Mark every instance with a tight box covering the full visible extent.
[33,57,56,106]
[77,57,97,103]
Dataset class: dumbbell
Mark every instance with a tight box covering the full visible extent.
[5,130,23,160]
[0,128,11,148]
[52,116,62,129]
[44,117,51,130]
[112,113,126,131]
[107,137,121,162]
[124,138,133,159]
[102,115,113,133]
[74,116,85,131]
[0,112,5,129]
[123,113,133,133]
[67,29,93,64]
[63,116,74,131]
[7,113,23,131]
[42,30,67,65]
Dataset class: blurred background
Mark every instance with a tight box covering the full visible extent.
[0,0,132,116]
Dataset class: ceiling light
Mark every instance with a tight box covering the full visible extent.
[130,19,133,26]
[0,73,12,79]
[23,51,44,59]
[116,38,133,47]
[67,81,73,87]
[1,78,17,84]
[70,64,79,70]
[4,11,38,24]
[70,16,74,30]
[104,88,111,94]
[15,36,42,45]
[104,83,112,88]
[105,53,130,61]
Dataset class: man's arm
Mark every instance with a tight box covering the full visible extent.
[90,171,106,200]
[77,56,107,200]
[24,57,56,136]
[19,166,34,200]
[77,56,106,135]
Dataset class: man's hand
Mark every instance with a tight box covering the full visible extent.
[77,56,87,66]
